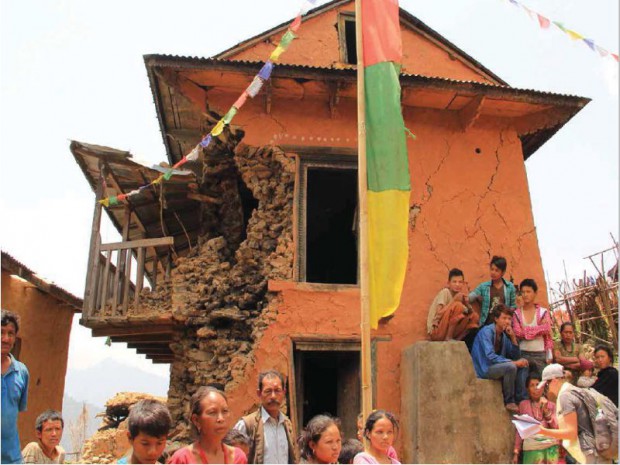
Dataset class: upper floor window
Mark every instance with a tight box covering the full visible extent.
[338,12,357,65]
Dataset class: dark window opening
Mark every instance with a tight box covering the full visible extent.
[296,350,360,439]
[344,19,357,65]
[306,168,358,284]
[238,177,258,243]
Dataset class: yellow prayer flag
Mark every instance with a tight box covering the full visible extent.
[211,119,225,136]
[567,30,584,40]
[270,45,286,62]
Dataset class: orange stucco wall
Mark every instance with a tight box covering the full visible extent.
[228,0,496,84]
[1,270,74,446]
[212,90,547,432]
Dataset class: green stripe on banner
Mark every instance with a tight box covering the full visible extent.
[365,61,410,192]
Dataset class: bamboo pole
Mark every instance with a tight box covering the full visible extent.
[355,0,373,421]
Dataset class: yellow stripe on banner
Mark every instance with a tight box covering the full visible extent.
[368,189,410,329]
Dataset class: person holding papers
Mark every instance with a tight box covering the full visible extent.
[512,374,560,464]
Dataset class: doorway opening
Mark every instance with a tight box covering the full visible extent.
[294,347,360,440]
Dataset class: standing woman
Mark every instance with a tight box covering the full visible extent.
[591,345,618,406]
[168,387,247,464]
[354,411,400,465]
[298,415,342,464]
[511,279,554,373]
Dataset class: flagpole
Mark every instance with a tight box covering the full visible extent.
[355,0,373,422]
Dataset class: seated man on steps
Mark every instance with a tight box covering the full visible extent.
[427,268,479,341]
[471,303,529,413]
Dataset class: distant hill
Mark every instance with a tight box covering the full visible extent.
[65,358,169,408]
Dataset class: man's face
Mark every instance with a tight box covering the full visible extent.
[36,420,63,451]
[495,312,512,331]
[258,376,285,415]
[489,264,504,281]
[128,432,167,464]
[447,276,464,294]
[521,286,536,305]
[1,323,17,356]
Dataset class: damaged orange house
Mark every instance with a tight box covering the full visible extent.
[70,0,588,458]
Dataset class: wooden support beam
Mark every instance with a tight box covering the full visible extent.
[100,237,174,252]
[458,95,485,132]
[135,348,174,356]
[84,164,105,315]
[154,69,214,120]
[151,359,174,364]
[329,82,341,119]
[264,80,272,115]
[187,192,222,205]
[111,334,171,343]
[90,326,174,338]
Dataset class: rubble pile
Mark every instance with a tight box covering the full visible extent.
[81,392,166,464]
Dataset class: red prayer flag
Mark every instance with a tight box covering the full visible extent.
[612,53,619,62]
[290,14,302,33]
[361,0,402,66]
[537,13,550,29]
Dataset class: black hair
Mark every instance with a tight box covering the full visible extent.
[338,438,364,464]
[257,370,285,392]
[298,414,342,460]
[363,410,399,441]
[560,322,574,333]
[190,386,228,437]
[526,373,542,386]
[491,303,513,321]
[519,278,538,293]
[448,268,464,281]
[594,345,614,364]
[1,309,20,333]
[35,410,64,432]
[223,429,251,448]
[127,399,171,439]
[490,256,507,273]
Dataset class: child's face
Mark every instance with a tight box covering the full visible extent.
[489,264,504,281]
[447,276,464,293]
[128,432,167,464]
[582,369,593,377]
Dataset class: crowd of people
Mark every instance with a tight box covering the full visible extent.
[426,256,618,464]
[2,253,618,465]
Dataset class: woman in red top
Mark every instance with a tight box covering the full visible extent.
[168,387,247,464]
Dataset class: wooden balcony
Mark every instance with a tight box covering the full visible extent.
[71,141,203,363]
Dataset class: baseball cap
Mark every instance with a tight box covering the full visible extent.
[537,363,565,389]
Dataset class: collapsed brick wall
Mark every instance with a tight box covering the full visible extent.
[167,143,295,439]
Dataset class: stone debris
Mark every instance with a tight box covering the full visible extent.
[80,392,167,464]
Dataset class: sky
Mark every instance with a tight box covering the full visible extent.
[0,0,618,385]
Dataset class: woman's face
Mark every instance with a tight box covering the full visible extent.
[191,392,231,440]
[367,417,395,454]
[595,349,612,369]
[528,378,542,401]
[310,424,342,464]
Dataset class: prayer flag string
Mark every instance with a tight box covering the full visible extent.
[502,0,618,62]
[98,0,319,207]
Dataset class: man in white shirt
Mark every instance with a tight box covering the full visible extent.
[234,370,299,464]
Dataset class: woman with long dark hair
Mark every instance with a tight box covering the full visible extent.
[298,414,342,464]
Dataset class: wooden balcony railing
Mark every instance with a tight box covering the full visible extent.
[84,236,174,319]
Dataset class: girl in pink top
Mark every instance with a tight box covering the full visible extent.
[353,411,400,465]
[168,387,247,464]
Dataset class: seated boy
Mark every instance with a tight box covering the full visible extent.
[223,429,251,458]
[22,410,65,464]
[118,399,172,464]
[339,439,364,464]
[427,268,479,341]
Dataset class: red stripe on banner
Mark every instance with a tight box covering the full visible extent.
[362,0,402,67]
[537,13,550,29]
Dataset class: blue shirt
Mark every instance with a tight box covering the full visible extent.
[469,278,517,325]
[471,324,521,378]
[1,354,29,464]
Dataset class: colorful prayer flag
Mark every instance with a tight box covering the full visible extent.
[290,14,302,33]
[234,92,248,109]
[270,45,286,61]
[211,119,225,136]
[187,145,201,161]
[280,30,297,48]
[362,0,410,328]
[583,39,596,51]
[537,14,550,29]
[246,76,264,97]
[566,30,584,41]
[223,107,237,124]
[258,61,274,80]
[200,134,212,148]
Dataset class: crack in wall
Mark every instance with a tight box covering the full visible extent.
[423,138,452,202]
